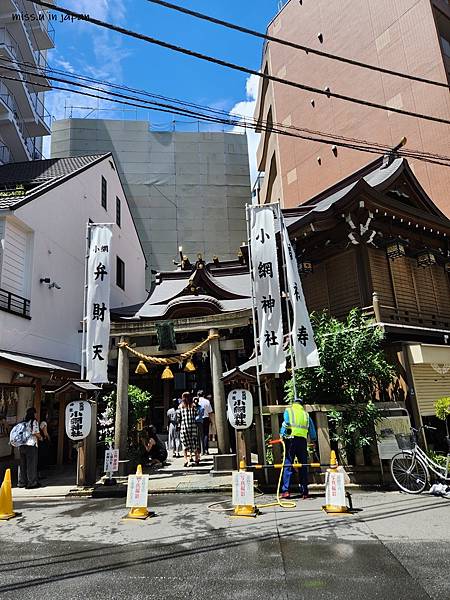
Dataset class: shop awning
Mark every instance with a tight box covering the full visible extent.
[0,350,80,375]
[407,344,450,364]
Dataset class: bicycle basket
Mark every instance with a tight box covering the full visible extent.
[396,433,413,450]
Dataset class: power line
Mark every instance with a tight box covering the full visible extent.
[0,56,399,152]
[145,0,450,91]
[4,58,450,167]
[32,0,450,127]
[3,67,450,168]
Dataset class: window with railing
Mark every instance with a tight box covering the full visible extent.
[0,288,31,319]
[0,219,32,319]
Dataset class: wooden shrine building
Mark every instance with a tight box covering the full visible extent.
[284,155,450,449]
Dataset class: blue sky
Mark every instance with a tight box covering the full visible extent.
[45,0,282,177]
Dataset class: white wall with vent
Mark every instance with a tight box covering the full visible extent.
[0,155,147,365]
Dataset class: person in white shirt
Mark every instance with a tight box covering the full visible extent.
[167,398,182,458]
[197,391,213,455]
[18,407,41,489]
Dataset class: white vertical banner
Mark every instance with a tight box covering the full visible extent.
[86,225,113,383]
[250,205,286,374]
[280,212,319,368]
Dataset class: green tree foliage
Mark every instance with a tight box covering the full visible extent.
[435,397,450,422]
[98,385,152,447]
[284,309,396,454]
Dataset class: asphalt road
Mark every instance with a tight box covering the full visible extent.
[0,492,448,599]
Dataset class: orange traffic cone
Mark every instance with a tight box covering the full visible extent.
[0,469,16,520]
[125,464,150,520]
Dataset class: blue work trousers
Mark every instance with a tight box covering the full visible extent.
[282,436,308,494]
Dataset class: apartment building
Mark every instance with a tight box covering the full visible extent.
[0,0,54,165]
[255,0,450,213]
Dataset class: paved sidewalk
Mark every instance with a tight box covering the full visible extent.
[12,452,232,499]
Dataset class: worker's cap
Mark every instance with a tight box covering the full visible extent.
[293,397,303,403]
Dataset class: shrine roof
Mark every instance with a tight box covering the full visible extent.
[112,259,252,321]
[284,156,450,232]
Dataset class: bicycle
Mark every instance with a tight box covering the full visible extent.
[390,425,450,494]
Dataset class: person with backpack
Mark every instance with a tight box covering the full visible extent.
[14,407,41,489]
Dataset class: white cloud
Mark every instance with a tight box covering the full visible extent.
[229,74,260,185]
[42,0,129,157]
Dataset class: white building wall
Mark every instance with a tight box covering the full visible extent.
[0,156,146,364]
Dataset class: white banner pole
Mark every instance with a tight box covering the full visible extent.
[278,204,298,400]
[246,204,267,470]
[81,221,90,381]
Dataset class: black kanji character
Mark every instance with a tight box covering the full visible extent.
[264,330,279,347]
[293,282,300,302]
[261,294,276,314]
[256,228,270,244]
[92,344,105,361]
[92,302,107,322]
[287,244,293,260]
[258,261,273,278]
[235,412,246,427]
[94,263,108,281]
[297,326,309,346]
[70,416,83,437]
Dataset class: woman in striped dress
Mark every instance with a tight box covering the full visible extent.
[179,391,200,467]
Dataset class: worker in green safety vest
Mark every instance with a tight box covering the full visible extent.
[280,397,317,499]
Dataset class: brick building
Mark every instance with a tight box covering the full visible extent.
[255,0,450,212]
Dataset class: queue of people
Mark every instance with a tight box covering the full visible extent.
[166,390,214,468]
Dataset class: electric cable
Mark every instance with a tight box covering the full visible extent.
[1,55,402,154]
[31,0,450,126]
[144,0,450,91]
[3,61,450,168]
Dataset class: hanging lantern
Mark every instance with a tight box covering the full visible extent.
[417,251,436,268]
[386,239,406,260]
[184,358,196,372]
[161,365,174,380]
[297,259,313,275]
[135,361,148,375]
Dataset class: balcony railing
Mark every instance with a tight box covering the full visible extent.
[30,92,51,128]
[0,26,49,81]
[0,79,46,159]
[364,293,450,331]
[0,288,31,319]
[14,0,56,47]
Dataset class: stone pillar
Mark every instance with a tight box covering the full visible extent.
[254,407,265,465]
[315,411,331,465]
[85,400,98,485]
[115,336,129,473]
[163,380,170,428]
[209,328,230,454]
[267,379,282,464]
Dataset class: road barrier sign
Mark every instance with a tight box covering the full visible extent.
[104,449,119,474]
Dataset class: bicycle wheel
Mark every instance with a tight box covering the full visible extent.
[390,451,428,494]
